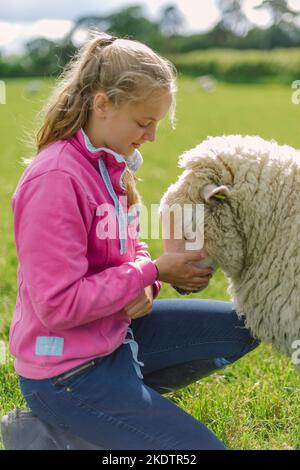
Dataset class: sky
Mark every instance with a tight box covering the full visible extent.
[1,0,300,55]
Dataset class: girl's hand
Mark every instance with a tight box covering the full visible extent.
[123,285,154,319]
[154,251,214,291]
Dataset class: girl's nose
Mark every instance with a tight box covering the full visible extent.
[144,124,157,142]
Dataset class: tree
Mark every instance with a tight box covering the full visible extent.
[215,0,251,36]
[66,6,162,50]
[255,0,300,48]
[25,38,59,76]
[159,4,186,37]
[255,0,298,25]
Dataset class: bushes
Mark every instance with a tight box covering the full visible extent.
[167,48,300,83]
[2,47,300,83]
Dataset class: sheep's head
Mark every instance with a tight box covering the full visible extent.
[159,137,249,280]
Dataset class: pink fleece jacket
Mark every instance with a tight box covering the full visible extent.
[9,128,161,379]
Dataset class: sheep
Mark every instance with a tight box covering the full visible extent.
[159,134,300,371]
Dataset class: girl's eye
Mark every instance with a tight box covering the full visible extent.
[137,122,148,129]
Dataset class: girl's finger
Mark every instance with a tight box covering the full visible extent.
[183,278,211,288]
[126,301,150,317]
[189,267,213,277]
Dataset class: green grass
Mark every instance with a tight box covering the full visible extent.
[0,77,300,450]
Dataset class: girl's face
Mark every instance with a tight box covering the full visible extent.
[87,90,173,157]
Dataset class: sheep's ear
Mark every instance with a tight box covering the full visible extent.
[201,184,230,204]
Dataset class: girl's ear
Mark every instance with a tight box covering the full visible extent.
[93,92,110,117]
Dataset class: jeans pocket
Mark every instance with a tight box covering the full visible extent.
[50,360,99,393]
[22,391,67,429]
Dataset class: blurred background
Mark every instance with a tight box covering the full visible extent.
[1,0,300,81]
[1,1,300,450]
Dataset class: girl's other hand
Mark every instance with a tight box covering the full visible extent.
[123,285,154,319]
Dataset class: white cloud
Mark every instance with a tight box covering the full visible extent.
[29,20,72,41]
[243,0,272,28]
[0,0,134,22]
[137,0,220,33]
[0,20,73,55]
[288,0,300,12]
[0,22,25,47]
[0,0,221,33]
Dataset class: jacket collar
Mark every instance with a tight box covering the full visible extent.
[68,128,143,255]
[70,128,143,173]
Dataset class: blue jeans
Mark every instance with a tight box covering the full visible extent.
[19,299,259,450]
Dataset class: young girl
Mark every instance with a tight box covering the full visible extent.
[2,32,259,450]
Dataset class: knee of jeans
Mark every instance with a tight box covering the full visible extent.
[214,338,260,369]
[245,337,260,353]
[237,336,260,359]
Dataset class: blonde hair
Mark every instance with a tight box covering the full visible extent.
[23,30,177,206]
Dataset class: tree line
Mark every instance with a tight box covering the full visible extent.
[1,0,300,78]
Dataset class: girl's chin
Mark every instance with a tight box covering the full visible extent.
[122,149,134,157]
[123,145,139,156]
[116,144,140,157]
[111,147,131,157]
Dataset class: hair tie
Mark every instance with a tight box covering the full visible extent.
[91,35,118,52]
[108,36,118,44]
[103,36,118,47]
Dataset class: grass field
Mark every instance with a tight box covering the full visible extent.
[0,77,299,450]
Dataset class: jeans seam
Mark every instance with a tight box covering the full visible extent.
[67,392,180,450]
[142,339,249,356]
[24,391,68,430]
